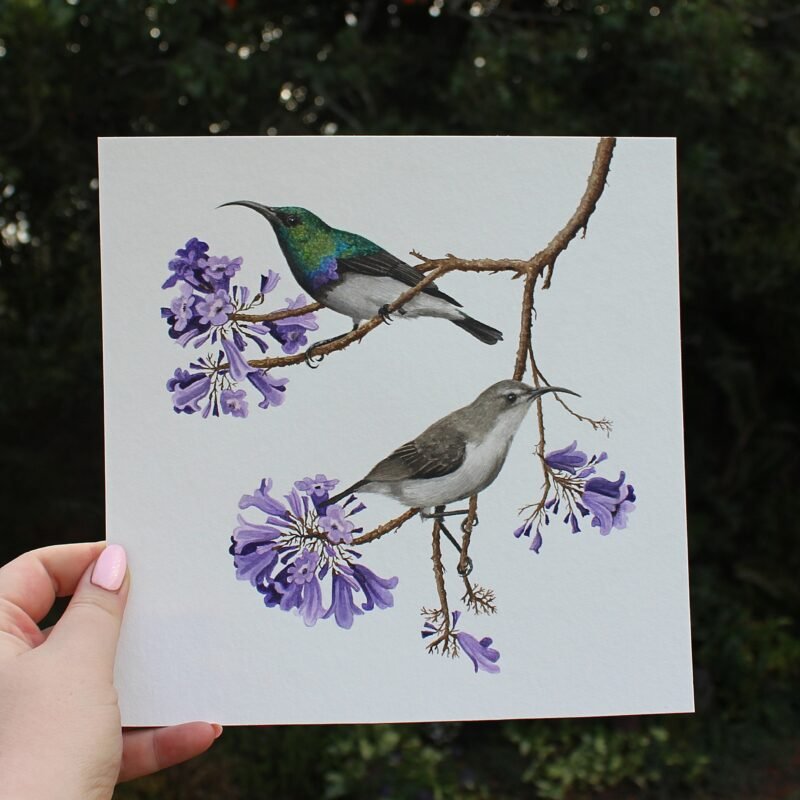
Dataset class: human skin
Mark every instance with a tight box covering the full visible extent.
[0,542,221,799]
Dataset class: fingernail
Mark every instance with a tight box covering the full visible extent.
[91,544,127,592]
[212,724,224,739]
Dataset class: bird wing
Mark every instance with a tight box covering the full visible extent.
[364,419,467,482]
[337,250,463,308]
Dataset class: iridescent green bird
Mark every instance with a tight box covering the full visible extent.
[220,203,503,356]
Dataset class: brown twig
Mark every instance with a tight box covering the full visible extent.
[534,361,613,434]
[458,494,478,577]
[426,517,456,655]
[231,301,323,324]
[461,579,497,615]
[351,508,418,546]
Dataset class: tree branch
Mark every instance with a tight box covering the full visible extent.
[351,508,418,546]
[231,301,323,324]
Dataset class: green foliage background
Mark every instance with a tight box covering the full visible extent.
[1,0,799,797]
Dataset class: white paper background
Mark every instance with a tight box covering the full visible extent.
[99,136,692,726]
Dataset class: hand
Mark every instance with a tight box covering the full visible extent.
[0,542,221,800]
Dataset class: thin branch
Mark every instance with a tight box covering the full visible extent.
[351,508,418,546]
[231,301,323,324]
[513,271,538,381]
[537,137,616,289]
[534,359,613,434]
[458,494,478,577]
[426,517,456,655]
[462,579,497,615]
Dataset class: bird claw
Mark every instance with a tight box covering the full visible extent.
[304,348,325,369]
[461,514,478,533]
[379,304,393,324]
[457,557,473,577]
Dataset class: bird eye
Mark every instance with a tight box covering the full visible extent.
[505,393,516,403]
[285,214,300,227]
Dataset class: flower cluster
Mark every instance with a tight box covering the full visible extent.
[421,610,500,674]
[514,441,637,552]
[230,475,399,629]
[162,238,318,418]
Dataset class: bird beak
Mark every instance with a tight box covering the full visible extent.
[217,200,278,223]
[529,385,580,399]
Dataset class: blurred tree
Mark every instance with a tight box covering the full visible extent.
[1,0,799,797]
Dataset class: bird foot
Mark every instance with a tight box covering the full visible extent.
[457,557,473,577]
[379,304,393,324]
[304,347,325,369]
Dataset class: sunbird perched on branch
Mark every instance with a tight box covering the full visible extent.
[220,203,503,357]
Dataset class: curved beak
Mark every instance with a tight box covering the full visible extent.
[529,385,580,399]
[217,201,278,223]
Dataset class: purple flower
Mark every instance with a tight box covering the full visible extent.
[297,573,325,626]
[323,572,363,629]
[545,441,589,474]
[162,237,209,289]
[456,631,501,674]
[352,564,398,611]
[221,336,257,382]
[275,294,319,331]
[166,368,211,414]
[196,289,234,326]
[269,295,319,354]
[220,388,249,418]
[239,478,289,517]
[260,270,280,295]
[271,324,310,355]
[513,520,533,539]
[263,549,326,628]
[247,370,288,409]
[162,302,210,347]
[232,476,391,630]
[287,549,320,586]
[581,471,637,536]
[202,255,242,286]
[230,517,282,585]
[169,284,197,333]
[319,505,355,544]
[294,474,339,499]
[530,527,543,553]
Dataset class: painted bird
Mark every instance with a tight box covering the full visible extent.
[220,203,503,353]
[326,380,577,515]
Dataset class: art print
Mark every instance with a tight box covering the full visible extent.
[100,136,692,724]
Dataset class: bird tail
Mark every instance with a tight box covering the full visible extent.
[323,480,369,510]
[451,315,503,345]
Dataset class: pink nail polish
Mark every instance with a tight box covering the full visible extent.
[91,544,127,591]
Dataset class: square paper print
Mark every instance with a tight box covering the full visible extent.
[99,136,692,725]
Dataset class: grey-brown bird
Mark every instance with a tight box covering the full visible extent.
[326,379,578,513]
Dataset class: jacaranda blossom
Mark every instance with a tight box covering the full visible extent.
[581,472,637,536]
[166,368,211,414]
[220,388,248,418]
[231,476,398,629]
[196,289,234,326]
[544,440,588,474]
[319,505,355,544]
[421,610,500,675]
[162,238,209,289]
[163,238,316,419]
[514,443,636,549]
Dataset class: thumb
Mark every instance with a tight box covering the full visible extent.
[46,544,129,679]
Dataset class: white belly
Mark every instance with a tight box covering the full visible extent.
[323,274,463,324]
[369,437,510,510]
